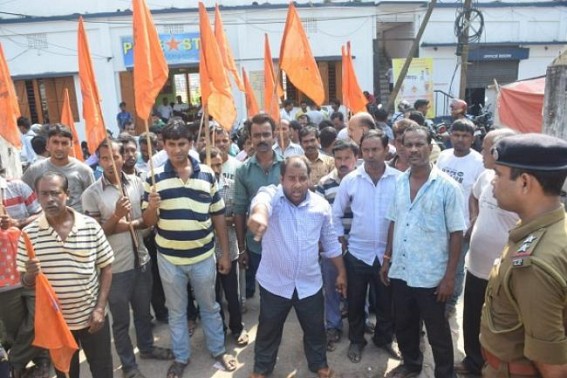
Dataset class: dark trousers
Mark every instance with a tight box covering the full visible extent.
[245,251,262,298]
[0,288,46,370]
[344,252,394,346]
[462,271,488,374]
[144,233,168,320]
[108,263,154,373]
[215,260,243,335]
[254,286,327,375]
[391,279,454,378]
[55,317,113,378]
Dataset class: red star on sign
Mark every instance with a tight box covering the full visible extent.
[166,37,180,51]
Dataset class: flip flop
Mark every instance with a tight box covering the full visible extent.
[215,353,238,372]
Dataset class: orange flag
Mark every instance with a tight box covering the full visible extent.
[0,43,22,148]
[263,34,282,123]
[22,231,79,374]
[279,3,325,106]
[199,2,236,130]
[78,17,106,155]
[60,88,84,161]
[214,5,244,92]
[242,67,259,118]
[342,42,367,114]
[133,0,169,121]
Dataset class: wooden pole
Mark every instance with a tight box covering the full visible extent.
[458,0,473,99]
[386,0,437,111]
[273,66,285,149]
[204,107,211,166]
[143,119,156,187]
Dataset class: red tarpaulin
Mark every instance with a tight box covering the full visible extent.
[498,77,545,133]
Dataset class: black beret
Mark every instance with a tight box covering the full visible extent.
[492,133,567,171]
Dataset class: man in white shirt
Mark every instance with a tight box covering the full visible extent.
[272,119,304,158]
[454,128,519,376]
[333,130,400,363]
[436,119,484,316]
[280,100,295,122]
[157,97,173,122]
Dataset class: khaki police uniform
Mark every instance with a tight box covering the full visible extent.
[479,133,567,378]
[480,207,567,377]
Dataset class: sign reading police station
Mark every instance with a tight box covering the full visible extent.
[121,33,200,67]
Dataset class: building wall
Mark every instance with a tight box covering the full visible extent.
[0,3,375,140]
[418,3,566,102]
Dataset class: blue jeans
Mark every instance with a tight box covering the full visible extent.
[107,263,154,373]
[448,240,469,309]
[321,258,342,331]
[157,253,226,363]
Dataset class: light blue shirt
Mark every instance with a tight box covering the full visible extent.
[253,185,341,299]
[387,166,466,288]
[332,163,400,266]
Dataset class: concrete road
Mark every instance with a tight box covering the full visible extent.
[73,294,469,378]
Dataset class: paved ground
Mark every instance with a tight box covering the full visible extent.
[71,293,471,378]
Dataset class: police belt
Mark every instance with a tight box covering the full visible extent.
[482,348,539,376]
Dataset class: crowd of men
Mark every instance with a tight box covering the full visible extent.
[0,97,566,378]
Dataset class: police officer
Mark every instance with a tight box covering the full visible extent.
[480,133,567,377]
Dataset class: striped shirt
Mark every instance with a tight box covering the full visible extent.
[0,177,41,291]
[214,175,238,261]
[16,210,114,330]
[253,185,341,299]
[142,156,225,265]
[316,169,352,236]
[0,177,41,221]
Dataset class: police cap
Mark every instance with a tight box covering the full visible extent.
[493,133,567,171]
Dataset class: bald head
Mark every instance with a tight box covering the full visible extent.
[348,112,376,145]
[482,128,518,169]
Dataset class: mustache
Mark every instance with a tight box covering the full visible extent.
[257,142,270,148]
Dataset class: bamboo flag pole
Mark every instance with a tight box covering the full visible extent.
[204,107,211,166]
[143,119,156,188]
[273,66,285,150]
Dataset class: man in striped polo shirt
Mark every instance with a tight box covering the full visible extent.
[142,122,236,377]
[315,139,358,349]
[17,171,115,378]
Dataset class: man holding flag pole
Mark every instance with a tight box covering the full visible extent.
[17,171,114,378]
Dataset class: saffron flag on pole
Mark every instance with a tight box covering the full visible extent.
[214,4,244,92]
[22,231,79,374]
[199,2,236,130]
[279,3,324,106]
[263,34,282,123]
[0,43,22,148]
[242,67,259,118]
[60,88,84,161]
[78,17,106,155]
[342,42,367,114]
[132,0,169,120]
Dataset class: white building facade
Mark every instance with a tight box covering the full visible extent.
[0,0,564,141]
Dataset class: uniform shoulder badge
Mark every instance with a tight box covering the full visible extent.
[510,230,545,268]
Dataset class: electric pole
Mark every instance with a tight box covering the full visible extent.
[458,0,473,99]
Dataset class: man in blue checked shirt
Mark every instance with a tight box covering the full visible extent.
[246,156,346,378]
[381,125,465,378]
